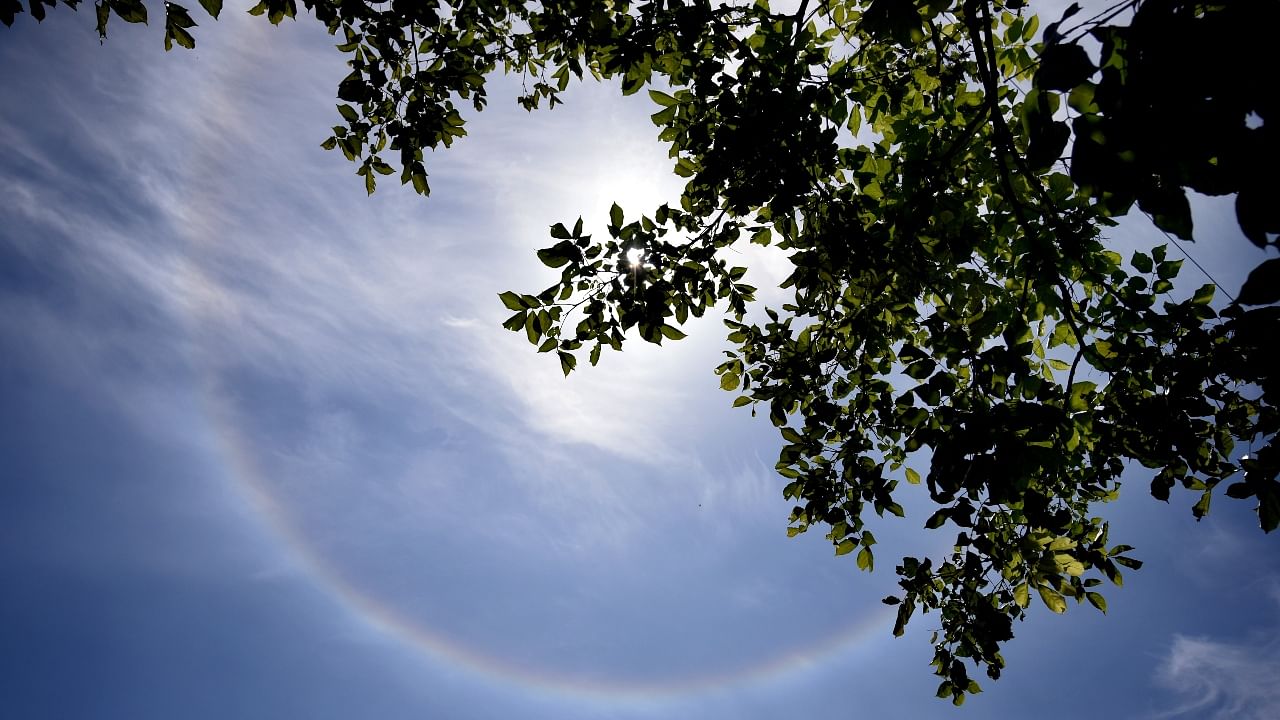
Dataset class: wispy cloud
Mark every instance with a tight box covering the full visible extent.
[1154,611,1280,720]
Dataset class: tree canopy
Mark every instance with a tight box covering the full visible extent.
[6,0,1277,704]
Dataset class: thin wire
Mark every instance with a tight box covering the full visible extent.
[1055,155,1237,305]
[1141,212,1237,304]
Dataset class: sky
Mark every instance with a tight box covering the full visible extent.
[1,3,1277,719]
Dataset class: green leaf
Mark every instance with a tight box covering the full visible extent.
[648,89,677,106]
[856,546,873,570]
[112,0,148,24]
[537,240,578,268]
[1054,553,1085,576]
[1068,382,1096,412]
[1049,321,1076,348]
[524,313,540,344]
[1086,592,1107,614]
[95,1,110,38]
[905,468,921,485]
[904,358,936,379]
[1113,556,1143,570]
[719,372,740,392]
[660,324,686,340]
[1037,586,1067,614]
[557,350,577,376]
[198,0,221,18]
[337,104,359,122]
[1192,490,1211,519]
[1157,259,1183,280]
[498,291,531,310]
[1014,582,1029,608]
[835,539,856,556]
[165,23,195,50]
[609,202,624,229]
[924,509,948,529]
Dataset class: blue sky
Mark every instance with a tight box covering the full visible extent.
[1,3,1277,719]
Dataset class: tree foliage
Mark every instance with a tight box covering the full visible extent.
[7,0,1278,703]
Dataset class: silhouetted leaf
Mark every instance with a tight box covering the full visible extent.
[1238,259,1280,305]
[1036,44,1095,91]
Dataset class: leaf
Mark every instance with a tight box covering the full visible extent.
[1037,585,1067,614]
[893,600,914,637]
[166,24,195,50]
[1138,185,1194,241]
[648,89,677,106]
[905,468,921,485]
[524,313,540,344]
[498,291,530,310]
[337,104,359,122]
[1054,553,1085,576]
[95,0,110,37]
[1157,259,1183,280]
[924,509,948,529]
[1086,591,1107,614]
[1013,582,1029,608]
[1192,490,1212,519]
[1191,284,1215,305]
[1044,2,1082,44]
[198,0,221,18]
[537,240,578,268]
[1068,382,1096,412]
[609,202,624,229]
[1238,259,1280,306]
[719,372,740,392]
[1258,482,1280,533]
[1113,555,1143,570]
[1027,118,1069,171]
[1035,43,1095,91]
[1236,187,1280,248]
[557,350,577,376]
[660,324,686,340]
[1224,482,1253,499]
[904,358,936,379]
[112,0,148,24]
[835,539,856,556]
[856,546,873,571]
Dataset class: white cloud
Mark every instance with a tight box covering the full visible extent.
[1154,624,1280,720]
[2,3,811,579]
